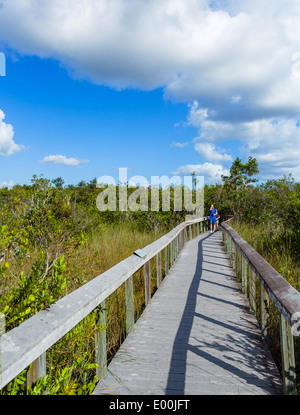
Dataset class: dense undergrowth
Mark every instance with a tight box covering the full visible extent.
[1,158,300,394]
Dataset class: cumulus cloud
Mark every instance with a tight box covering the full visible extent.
[194,142,233,162]
[172,162,229,184]
[0,0,299,113]
[187,101,300,181]
[0,110,22,156]
[0,1,300,181]
[40,155,88,166]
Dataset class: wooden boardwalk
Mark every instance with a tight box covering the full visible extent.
[93,229,283,395]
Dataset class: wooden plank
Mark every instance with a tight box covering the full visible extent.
[241,255,247,294]
[222,222,300,328]
[0,313,5,390]
[156,252,162,288]
[144,261,151,306]
[94,231,282,396]
[249,267,256,313]
[0,217,208,389]
[260,284,270,345]
[164,245,169,277]
[95,301,107,380]
[125,276,134,334]
[279,314,297,395]
[26,352,46,392]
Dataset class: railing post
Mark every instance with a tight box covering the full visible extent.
[180,229,184,251]
[279,314,297,395]
[249,267,256,313]
[156,252,162,288]
[260,284,270,345]
[241,255,247,294]
[165,245,169,276]
[26,352,46,393]
[170,240,174,266]
[144,261,151,306]
[95,300,107,380]
[232,242,236,270]
[0,313,5,390]
[189,225,192,241]
[125,275,135,334]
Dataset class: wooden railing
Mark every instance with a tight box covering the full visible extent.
[222,218,300,395]
[0,216,210,392]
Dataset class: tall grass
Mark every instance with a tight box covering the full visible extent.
[1,223,166,395]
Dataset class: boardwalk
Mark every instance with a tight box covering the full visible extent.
[93,229,283,395]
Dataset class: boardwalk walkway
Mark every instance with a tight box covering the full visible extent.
[93,229,283,395]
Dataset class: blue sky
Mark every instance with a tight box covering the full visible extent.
[0,0,300,187]
[0,56,202,186]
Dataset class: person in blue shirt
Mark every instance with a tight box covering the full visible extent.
[209,204,218,233]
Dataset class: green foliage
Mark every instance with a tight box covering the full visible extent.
[1,253,67,329]
[0,164,299,395]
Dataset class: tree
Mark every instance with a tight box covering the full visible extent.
[52,177,65,189]
[221,157,259,217]
[221,156,259,190]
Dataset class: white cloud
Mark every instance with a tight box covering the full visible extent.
[187,101,300,181]
[194,142,233,162]
[0,180,14,188]
[0,1,300,182]
[40,154,88,166]
[170,141,188,148]
[230,95,241,104]
[0,0,299,114]
[0,110,22,156]
[172,162,229,184]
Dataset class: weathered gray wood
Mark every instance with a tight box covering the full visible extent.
[125,276,134,334]
[170,240,173,266]
[241,255,247,294]
[94,231,282,396]
[144,261,151,306]
[156,252,162,288]
[261,284,270,345]
[0,217,210,389]
[95,301,107,380]
[26,352,46,391]
[249,267,256,313]
[222,222,300,328]
[279,314,297,395]
[0,313,5,390]
[164,245,169,277]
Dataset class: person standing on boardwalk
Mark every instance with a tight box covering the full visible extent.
[209,204,218,233]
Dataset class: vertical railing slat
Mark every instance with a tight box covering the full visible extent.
[95,300,107,380]
[144,261,151,306]
[26,352,46,392]
[260,284,270,345]
[125,275,134,334]
[156,252,162,288]
[249,267,256,313]
[279,314,297,395]
[165,245,169,276]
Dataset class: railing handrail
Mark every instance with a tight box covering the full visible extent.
[0,216,209,389]
[221,221,300,327]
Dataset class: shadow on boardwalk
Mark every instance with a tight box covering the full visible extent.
[166,232,282,395]
[93,230,283,395]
